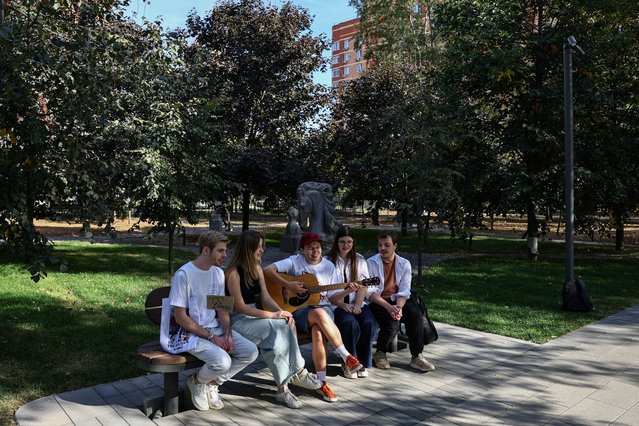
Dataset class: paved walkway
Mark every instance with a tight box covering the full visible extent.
[16,304,639,425]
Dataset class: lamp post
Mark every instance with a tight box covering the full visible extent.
[563,36,584,284]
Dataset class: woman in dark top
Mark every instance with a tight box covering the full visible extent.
[225,230,321,409]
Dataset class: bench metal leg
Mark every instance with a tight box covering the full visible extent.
[163,372,179,416]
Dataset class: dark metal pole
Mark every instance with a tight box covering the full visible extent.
[1,0,4,24]
[563,40,575,284]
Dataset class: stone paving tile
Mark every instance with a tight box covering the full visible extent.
[435,396,511,425]
[92,383,122,399]
[15,395,71,426]
[129,375,158,391]
[612,402,639,426]
[482,395,569,425]
[588,379,639,410]
[54,388,115,424]
[94,411,130,426]
[111,379,140,395]
[537,377,598,408]
[617,364,639,387]
[555,397,626,425]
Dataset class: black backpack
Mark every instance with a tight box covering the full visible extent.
[410,290,439,345]
[562,278,593,312]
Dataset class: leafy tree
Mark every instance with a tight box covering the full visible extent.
[574,0,639,251]
[0,0,137,279]
[435,0,639,256]
[351,0,436,67]
[184,0,328,230]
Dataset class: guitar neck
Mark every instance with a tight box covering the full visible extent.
[305,282,351,295]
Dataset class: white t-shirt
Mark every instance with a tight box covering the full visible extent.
[273,254,341,306]
[169,261,224,331]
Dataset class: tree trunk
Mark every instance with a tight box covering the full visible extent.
[614,207,624,252]
[168,222,175,275]
[371,201,380,226]
[526,205,538,261]
[401,206,408,236]
[242,190,251,231]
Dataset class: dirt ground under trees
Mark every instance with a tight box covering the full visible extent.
[33,211,639,246]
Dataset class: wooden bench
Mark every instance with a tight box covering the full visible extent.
[137,286,204,416]
[137,286,312,417]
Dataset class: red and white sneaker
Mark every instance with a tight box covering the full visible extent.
[316,381,338,402]
[344,354,363,376]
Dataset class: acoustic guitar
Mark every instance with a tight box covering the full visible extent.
[265,273,380,313]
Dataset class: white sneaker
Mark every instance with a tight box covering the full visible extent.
[289,368,322,389]
[206,384,224,410]
[409,353,435,372]
[187,374,209,411]
[276,389,302,409]
[357,368,368,378]
[341,362,357,379]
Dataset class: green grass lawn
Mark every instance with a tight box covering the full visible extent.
[0,242,193,425]
[418,256,639,343]
[0,238,637,424]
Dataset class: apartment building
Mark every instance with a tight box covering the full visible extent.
[331,18,367,84]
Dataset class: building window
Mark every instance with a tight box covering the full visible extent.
[331,41,339,51]
[357,63,363,73]
[332,55,340,65]
[356,50,363,60]
[343,39,349,49]
[344,53,350,63]
[343,67,350,77]
[332,69,340,78]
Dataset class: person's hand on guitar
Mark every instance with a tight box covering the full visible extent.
[284,280,308,296]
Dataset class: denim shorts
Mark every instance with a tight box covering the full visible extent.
[292,305,334,334]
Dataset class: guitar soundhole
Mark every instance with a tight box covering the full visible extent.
[288,293,310,307]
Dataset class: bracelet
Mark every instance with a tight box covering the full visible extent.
[207,331,214,341]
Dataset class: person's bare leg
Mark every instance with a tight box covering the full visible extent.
[307,308,344,349]
[310,323,327,372]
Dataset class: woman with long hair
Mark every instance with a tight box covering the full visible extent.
[326,225,379,378]
[225,230,321,409]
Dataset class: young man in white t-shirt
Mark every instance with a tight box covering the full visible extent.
[169,231,258,411]
[263,232,363,402]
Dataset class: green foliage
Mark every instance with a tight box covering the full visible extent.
[1,0,138,279]
[184,0,330,229]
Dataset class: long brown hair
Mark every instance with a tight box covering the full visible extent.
[327,225,358,281]
[225,229,264,286]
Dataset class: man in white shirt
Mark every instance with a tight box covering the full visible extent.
[170,231,258,411]
[367,230,435,372]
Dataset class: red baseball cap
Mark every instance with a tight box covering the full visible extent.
[299,232,322,249]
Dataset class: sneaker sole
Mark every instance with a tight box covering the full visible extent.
[409,362,435,372]
[345,363,363,375]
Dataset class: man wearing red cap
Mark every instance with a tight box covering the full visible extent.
[264,232,363,402]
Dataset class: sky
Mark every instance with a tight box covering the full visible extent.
[124,0,358,86]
